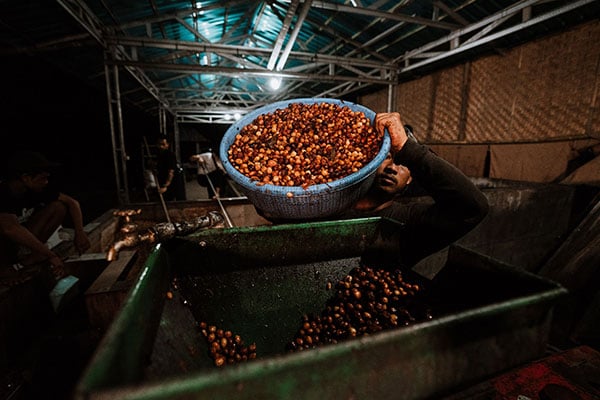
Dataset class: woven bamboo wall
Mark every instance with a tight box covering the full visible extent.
[360,91,388,114]
[359,20,600,183]
[468,22,599,142]
[360,20,600,143]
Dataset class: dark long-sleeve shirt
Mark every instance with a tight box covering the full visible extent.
[338,140,489,268]
[156,149,177,186]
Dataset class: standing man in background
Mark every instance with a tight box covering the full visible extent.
[190,148,227,199]
[155,137,183,201]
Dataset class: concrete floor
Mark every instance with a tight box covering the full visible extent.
[183,174,243,201]
[184,178,210,200]
[139,172,243,203]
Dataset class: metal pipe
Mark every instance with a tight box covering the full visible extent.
[199,159,234,228]
[106,211,224,261]
[106,230,156,262]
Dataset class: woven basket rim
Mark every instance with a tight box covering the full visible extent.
[219,97,391,196]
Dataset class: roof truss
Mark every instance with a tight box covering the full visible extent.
[28,0,595,123]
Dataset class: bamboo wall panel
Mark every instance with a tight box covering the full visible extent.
[360,91,388,113]
[427,66,464,142]
[428,144,488,177]
[396,77,434,138]
[464,25,600,142]
[464,21,599,142]
[358,21,600,183]
[467,53,522,142]
[360,21,599,143]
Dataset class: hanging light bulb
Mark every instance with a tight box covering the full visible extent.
[269,77,282,91]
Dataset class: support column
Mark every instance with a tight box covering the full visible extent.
[104,50,130,204]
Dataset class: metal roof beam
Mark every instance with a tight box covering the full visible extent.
[322,0,409,61]
[398,0,596,72]
[219,5,258,43]
[305,1,460,30]
[111,0,251,31]
[433,1,469,26]
[110,59,395,85]
[104,36,396,71]
[275,0,312,71]
[267,0,300,70]
[56,0,171,111]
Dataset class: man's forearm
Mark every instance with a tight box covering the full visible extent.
[9,224,56,259]
[166,169,174,186]
[59,194,86,233]
[400,142,482,198]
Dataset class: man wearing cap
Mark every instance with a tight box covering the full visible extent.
[0,151,91,283]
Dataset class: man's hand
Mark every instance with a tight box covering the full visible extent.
[375,112,408,154]
[48,254,66,279]
[74,231,91,254]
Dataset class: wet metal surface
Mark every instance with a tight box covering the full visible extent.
[76,219,567,400]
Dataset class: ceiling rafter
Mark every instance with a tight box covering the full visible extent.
[105,35,396,70]
[397,0,596,71]
[275,0,313,71]
[1,0,588,123]
[306,0,461,30]
[56,0,172,111]
[111,59,395,84]
[266,0,301,70]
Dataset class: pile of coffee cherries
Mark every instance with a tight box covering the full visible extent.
[287,265,430,351]
[227,102,383,188]
[199,322,257,367]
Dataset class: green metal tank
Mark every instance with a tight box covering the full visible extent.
[75,217,567,399]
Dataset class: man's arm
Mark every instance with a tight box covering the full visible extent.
[58,193,91,254]
[0,212,64,268]
[158,169,175,194]
[389,140,489,265]
[375,111,487,229]
[371,112,488,266]
[396,140,488,225]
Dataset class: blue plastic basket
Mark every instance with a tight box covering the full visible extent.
[219,98,391,219]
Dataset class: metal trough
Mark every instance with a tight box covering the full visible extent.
[75,217,567,400]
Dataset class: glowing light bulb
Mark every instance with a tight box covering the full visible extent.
[269,77,282,91]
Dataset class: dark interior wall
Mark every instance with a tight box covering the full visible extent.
[0,53,157,222]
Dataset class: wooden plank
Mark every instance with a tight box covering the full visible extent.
[86,251,137,294]
[63,253,108,290]
[84,250,138,331]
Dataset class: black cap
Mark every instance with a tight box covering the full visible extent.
[5,151,60,177]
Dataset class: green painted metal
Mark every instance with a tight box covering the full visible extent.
[75,218,568,400]
[77,243,171,391]
[177,217,399,273]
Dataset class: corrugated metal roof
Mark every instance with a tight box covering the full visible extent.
[0,0,598,123]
